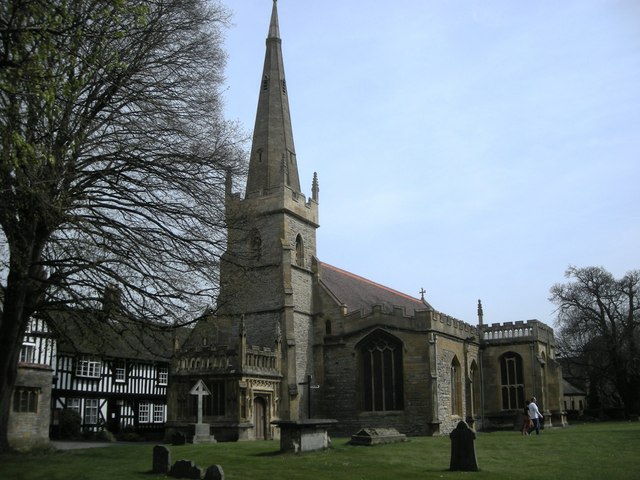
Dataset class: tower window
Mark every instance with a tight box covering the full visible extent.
[250,229,262,260]
[295,234,304,267]
[262,76,269,91]
[282,78,287,94]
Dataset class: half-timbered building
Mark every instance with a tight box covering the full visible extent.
[48,312,178,436]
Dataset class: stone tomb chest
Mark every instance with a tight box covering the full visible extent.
[349,428,407,446]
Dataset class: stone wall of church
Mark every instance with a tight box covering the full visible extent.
[285,215,316,271]
[436,342,463,433]
[316,295,439,436]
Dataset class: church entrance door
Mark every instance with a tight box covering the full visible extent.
[253,397,267,440]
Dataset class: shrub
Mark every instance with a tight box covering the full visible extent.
[58,409,82,439]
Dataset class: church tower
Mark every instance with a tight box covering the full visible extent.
[220,0,319,422]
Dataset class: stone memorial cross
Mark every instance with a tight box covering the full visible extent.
[190,379,211,425]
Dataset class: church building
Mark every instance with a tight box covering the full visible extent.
[166,1,566,441]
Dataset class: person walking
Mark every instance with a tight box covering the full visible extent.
[522,400,533,435]
[528,397,544,435]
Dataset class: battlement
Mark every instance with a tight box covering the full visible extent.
[481,319,555,344]
[343,304,479,339]
[428,310,479,338]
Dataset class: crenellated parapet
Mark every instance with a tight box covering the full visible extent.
[340,303,479,340]
[481,319,555,345]
[426,310,479,338]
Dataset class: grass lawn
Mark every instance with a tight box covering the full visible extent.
[1,422,639,480]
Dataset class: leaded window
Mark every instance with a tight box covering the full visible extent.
[359,331,404,411]
[13,387,38,413]
[500,352,525,410]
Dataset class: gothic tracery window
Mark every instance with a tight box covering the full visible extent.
[500,352,524,410]
[359,331,404,412]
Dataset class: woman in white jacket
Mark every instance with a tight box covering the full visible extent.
[528,397,544,435]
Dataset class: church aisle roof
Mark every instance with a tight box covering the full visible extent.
[318,262,433,316]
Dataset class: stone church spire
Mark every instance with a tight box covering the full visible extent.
[245,0,301,198]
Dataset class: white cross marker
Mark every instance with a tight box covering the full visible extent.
[190,380,211,425]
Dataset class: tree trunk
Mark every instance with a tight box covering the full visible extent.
[0,273,31,452]
[0,242,46,452]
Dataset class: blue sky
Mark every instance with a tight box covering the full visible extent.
[221,0,640,327]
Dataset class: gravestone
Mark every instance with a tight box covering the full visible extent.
[171,432,187,445]
[169,459,203,479]
[449,420,479,472]
[349,428,407,446]
[204,465,225,480]
[152,445,171,474]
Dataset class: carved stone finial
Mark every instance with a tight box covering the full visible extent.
[312,172,319,202]
[477,299,484,326]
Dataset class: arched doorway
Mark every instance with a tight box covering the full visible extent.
[253,397,267,440]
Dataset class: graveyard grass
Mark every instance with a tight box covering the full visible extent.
[1,422,639,480]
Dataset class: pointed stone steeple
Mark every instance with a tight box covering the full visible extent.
[245,0,301,198]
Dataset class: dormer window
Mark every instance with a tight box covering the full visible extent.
[282,78,287,94]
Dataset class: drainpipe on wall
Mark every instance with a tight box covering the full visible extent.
[477,300,485,431]
[530,342,537,399]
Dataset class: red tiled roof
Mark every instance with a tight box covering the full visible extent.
[318,262,432,316]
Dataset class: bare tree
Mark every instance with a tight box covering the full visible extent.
[550,266,640,418]
[0,0,247,451]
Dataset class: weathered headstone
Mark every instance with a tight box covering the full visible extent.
[169,459,203,479]
[171,432,187,445]
[449,420,479,472]
[152,445,171,474]
[204,465,225,480]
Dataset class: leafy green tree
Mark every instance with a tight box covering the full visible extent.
[0,0,246,451]
[550,266,640,418]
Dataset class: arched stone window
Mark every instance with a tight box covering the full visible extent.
[250,229,261,260]
[358,330,404,412]
[500,352,525,410]
[295,234,304,267]
[470,360,480,416]
[451,356,462,416]
[325,319,332,335]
